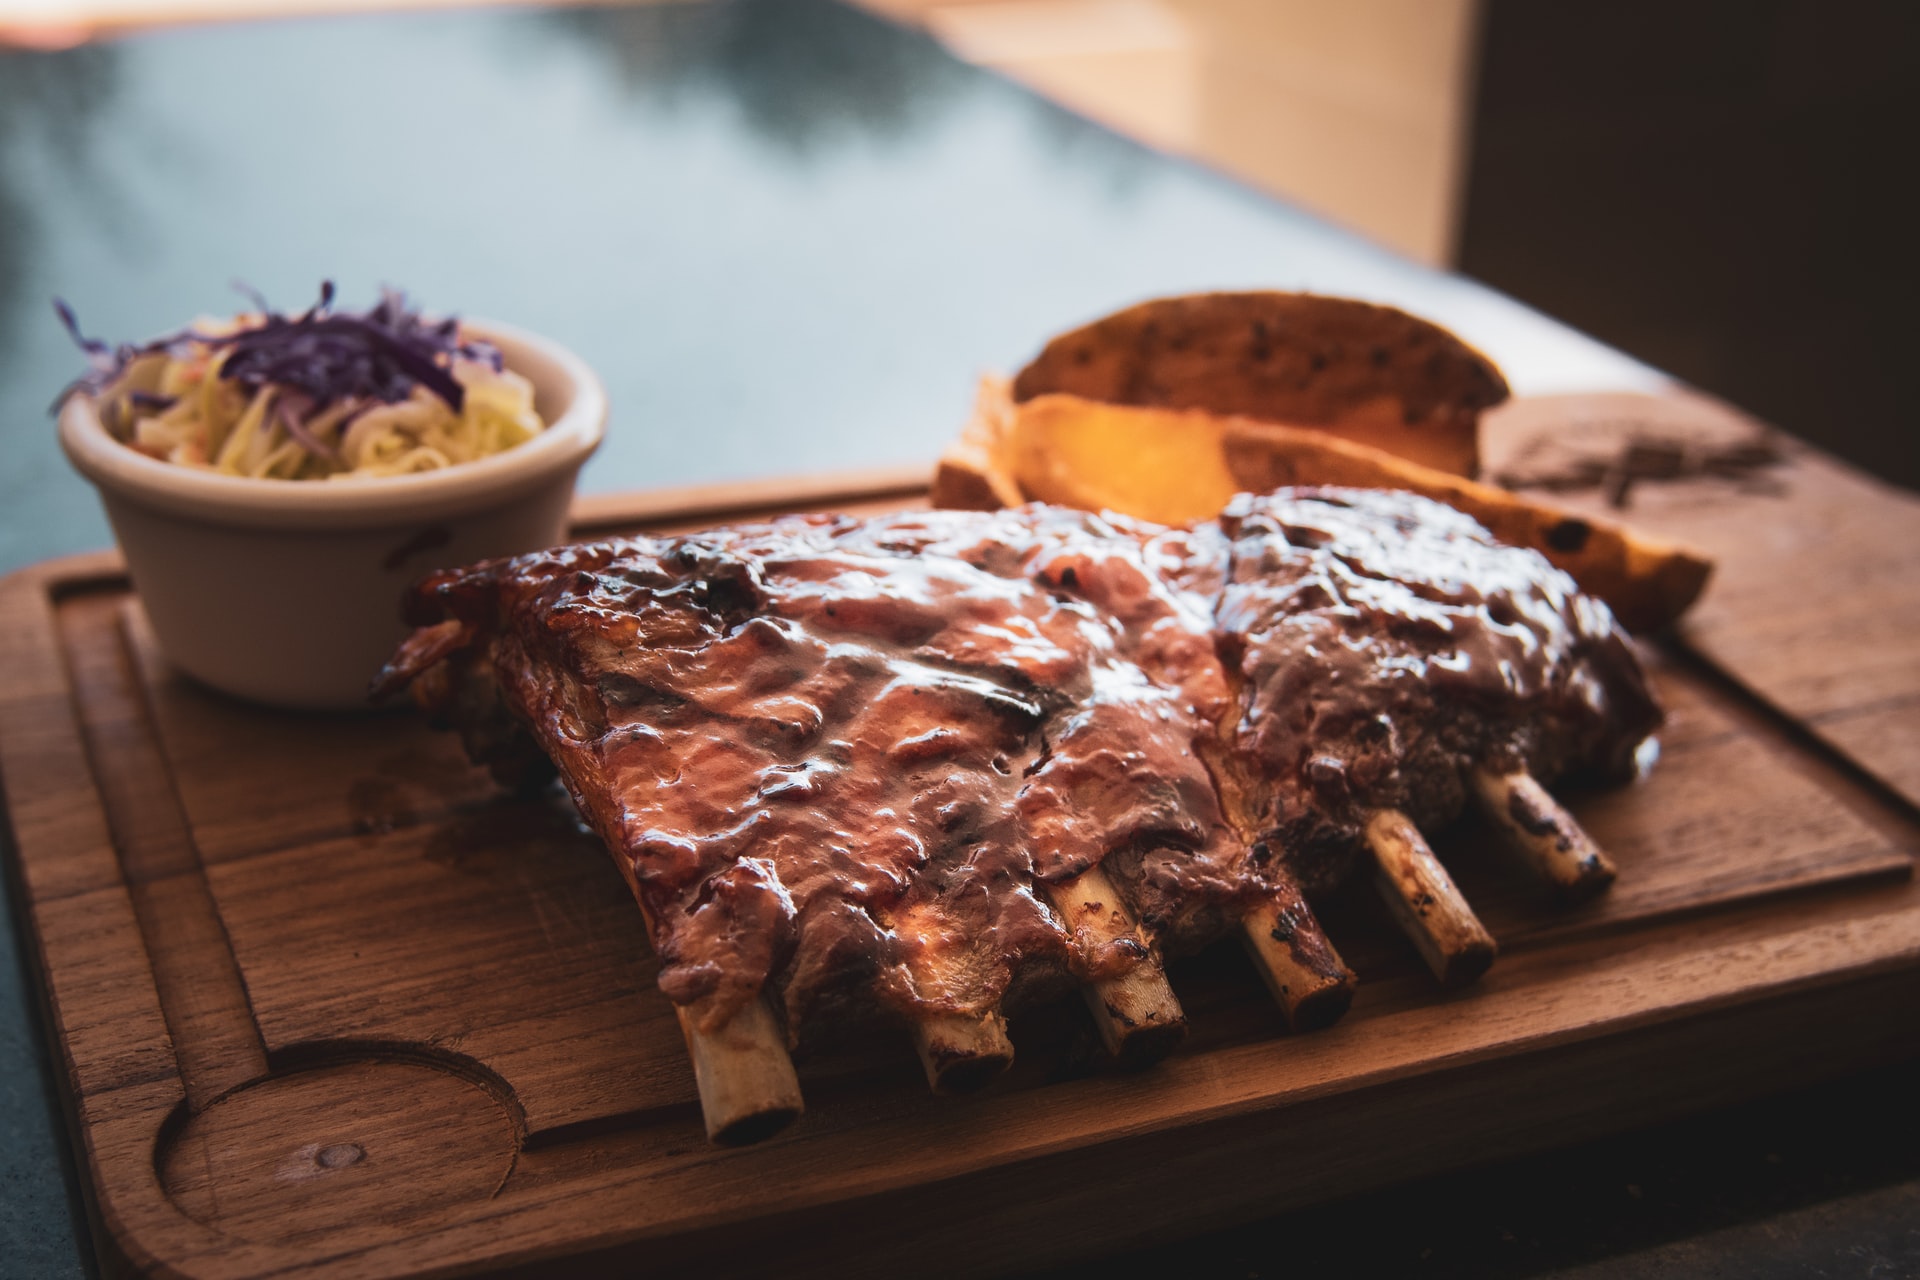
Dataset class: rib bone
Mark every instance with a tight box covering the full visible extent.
[1239,876,1356,1031]
[629,879,803,1144]
[1364,809,1497,986]
[676,999,804,1145]
[1045,864,1188,1065]
[912,1009,1016,1094]
[1470,767,1617,901]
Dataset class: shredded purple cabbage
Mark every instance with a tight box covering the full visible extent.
[52,298,198,412]
[53,282,499,417]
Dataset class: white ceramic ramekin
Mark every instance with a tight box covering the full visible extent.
[58,319,607,711]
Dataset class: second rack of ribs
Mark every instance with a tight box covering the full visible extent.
[379,489,1660,1052]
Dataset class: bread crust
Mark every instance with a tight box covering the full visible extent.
[1009,292,1508,477]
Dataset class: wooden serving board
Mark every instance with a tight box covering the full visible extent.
[3,405,1918,1279]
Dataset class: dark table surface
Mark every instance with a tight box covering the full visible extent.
[1,3,1914,1277]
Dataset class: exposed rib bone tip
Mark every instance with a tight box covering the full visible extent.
[1364,808,1498,987]
[677,999,804,1145]
[912,1009,1016,1095]
[1239,879,1357,1032]
[1470,767,1617,901]
[1046,864,1188,1066]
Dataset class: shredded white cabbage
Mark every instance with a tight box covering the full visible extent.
[95,320,546,480]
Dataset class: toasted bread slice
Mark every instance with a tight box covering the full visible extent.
[1010,292,1508,477]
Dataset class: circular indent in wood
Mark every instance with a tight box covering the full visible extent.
[158,1058,518,1247]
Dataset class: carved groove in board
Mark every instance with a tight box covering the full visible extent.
[155,1056,519,1248]
[1482,391,1920,811]
[265,1035,533,1144]
[57,594,269,1110]
[1656,639,1920,843]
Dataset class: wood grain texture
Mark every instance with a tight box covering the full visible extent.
[1484,390,1920,809]
[59,597,269,1111]
[1,429,1916,1278]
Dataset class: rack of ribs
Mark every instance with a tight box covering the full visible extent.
[374,488,1661,1142]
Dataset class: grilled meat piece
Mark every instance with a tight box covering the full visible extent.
[1202,489,1660,893]
[375,489,1659,1043]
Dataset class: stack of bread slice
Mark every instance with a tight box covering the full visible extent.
[933,292,1710,633]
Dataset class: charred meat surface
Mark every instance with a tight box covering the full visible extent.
[376,490,1660,1041]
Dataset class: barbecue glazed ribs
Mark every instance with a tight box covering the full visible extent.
[376,489,1659,1111]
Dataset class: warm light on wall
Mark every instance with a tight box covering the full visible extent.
[864,0,1484,266]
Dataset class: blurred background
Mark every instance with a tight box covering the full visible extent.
[5,0,1915,488]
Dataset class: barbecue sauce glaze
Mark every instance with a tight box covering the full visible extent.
[385,490,1660,1036]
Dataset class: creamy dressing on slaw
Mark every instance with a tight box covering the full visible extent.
[97,324,545,480]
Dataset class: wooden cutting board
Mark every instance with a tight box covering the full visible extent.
[3,400,1917,1279]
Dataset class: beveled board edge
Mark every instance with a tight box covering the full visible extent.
[567,462,934,535]
[174,878,1920,1279]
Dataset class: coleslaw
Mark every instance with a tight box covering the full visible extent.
[56,283,547,481]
